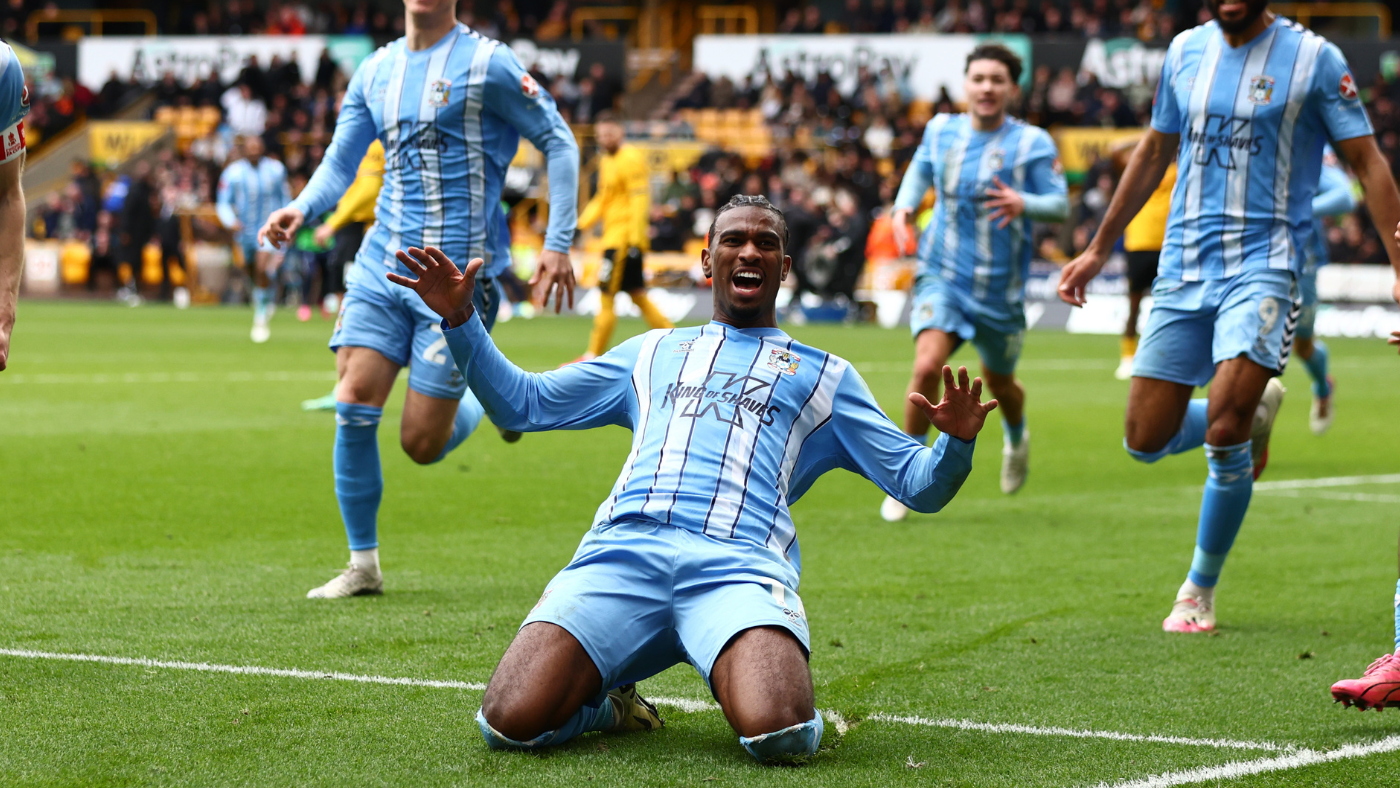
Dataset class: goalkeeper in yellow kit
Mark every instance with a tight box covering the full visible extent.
[574,114,672,361]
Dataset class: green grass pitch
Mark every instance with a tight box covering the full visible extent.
[3,300,1399,786]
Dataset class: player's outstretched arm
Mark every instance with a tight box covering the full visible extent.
[387,247,635,431]
[823,365,995,515]
[0,154,23,371]
[1059,129,1178,306]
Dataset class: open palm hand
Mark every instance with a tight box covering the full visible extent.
[386,247,481,328]
[910,366,998,442]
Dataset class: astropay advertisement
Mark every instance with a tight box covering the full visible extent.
[692,34,1030,101]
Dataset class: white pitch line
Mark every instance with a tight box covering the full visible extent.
[1097,735,1400,788]
[1252,473,1400,491]
[0,648,1283,752]
[866,714,1288,752]
[1257,489,1400,504]
[0,371,339,385]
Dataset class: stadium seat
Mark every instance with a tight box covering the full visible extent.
[59,241,91,285]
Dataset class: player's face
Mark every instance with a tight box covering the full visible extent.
[964,59,1015,124]
[1206,0,1269,33]
[596,122,623,154]
[405,0,457,15]
[243,137,264,160]
[702,207,792,328]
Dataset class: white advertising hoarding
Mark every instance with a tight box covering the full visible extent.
[692,34,1030,101]
[78,36,334,88]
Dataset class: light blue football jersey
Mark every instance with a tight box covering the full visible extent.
[289,24,579,278]
[216,157,291,244]
[1303,149,1353,271]
[896,114,1065,314]
[443,318,976,574]
[1152,18,1372,280]
[0,41,30,162]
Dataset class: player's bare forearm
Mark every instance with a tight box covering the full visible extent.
[0,154,25,371]
[1086,130,1178,256]
[1337,136,1400,284]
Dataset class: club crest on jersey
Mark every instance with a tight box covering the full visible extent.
[1339,72,1358,101]
[987,149,1004,171]
[674,340,694,353]
[1248,75,1274,105]
[767,349,800,375]
[428,79,452,108]
[521,73,541,99]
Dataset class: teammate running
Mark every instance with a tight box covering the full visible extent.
[387,195,996,760]
[258,0,579,599]
[882,43,1067,521]
[573,113,672,362]
[218,136,291,344]
[1293,147,1353,434]
[0,41,29,373]
[1058,0,1400,634]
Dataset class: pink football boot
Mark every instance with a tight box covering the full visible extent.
[1331,653,1400,711]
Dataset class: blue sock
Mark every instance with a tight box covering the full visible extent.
[1003,418,1025,447]
[1187,441,1253,588]
[432,392,485,463]
[476,697,615,750]
[252,287,269,320]
[1393,579,1400,651]
[1302,341,1331,399]
[334,402,383,551]
[1126,400,1208,463]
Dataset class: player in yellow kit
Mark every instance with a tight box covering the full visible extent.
[573,114,672,362]
[1113,141,1176,381]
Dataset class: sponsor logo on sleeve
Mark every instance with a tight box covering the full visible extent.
[1339,72,1358,101]
[520,73,540,99]
[19,85,27,107]
[3,122,24,160]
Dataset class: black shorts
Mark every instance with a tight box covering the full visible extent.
[1125,250,1159,294]
[600,247,645,295]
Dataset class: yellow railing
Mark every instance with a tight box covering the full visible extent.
[697,5,759,35]
[25,9,157,41]
[571,6,641,42]
[1274,3,1390,36]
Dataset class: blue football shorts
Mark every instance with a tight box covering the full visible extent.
[1295,265,1319,340]
[1132,268,1299,388]
[329,252,500,400]
[240,237,283,271]
[909,274,1025,376]
[522,519,811,700]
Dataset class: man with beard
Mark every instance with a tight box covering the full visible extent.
[1058,0,1400,636]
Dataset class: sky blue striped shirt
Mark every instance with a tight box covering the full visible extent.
[288,24,579,278]
[442,318,976,574]
[896,114,1066,318]
[1152,18,1372,280]
[216,157,291,245]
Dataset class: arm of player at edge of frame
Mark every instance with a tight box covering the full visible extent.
[1332,135,1400,352]
[388,247,635,432]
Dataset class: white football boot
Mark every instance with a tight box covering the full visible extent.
[880,495,909,522]
[1162,584,1216,633]
[1309,377,1334,436]
[306,562,383,599]
[1250,378,1285,479]
[1000,430,1029,494]
[251,317,271,344]
[1114,355,1134,381]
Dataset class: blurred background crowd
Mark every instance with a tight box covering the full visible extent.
[14,0,1400,308]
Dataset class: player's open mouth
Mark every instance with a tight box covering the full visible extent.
[732,268,764,296]
[1216,1,1247,15]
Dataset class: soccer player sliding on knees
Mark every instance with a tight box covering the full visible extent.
[388,196,997,760]
[1058,0,1400,638]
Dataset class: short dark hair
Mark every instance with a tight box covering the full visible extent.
[593,110,619,126]
[707,194,789,252]
[965,42,1022,85]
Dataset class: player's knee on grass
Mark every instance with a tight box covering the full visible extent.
[739,712,825,762]
[477,706,559,750]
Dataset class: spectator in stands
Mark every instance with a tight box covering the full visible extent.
[223,82,268,137]
[118,161,157,301]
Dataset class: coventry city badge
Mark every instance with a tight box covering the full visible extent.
[768,348,800,376]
